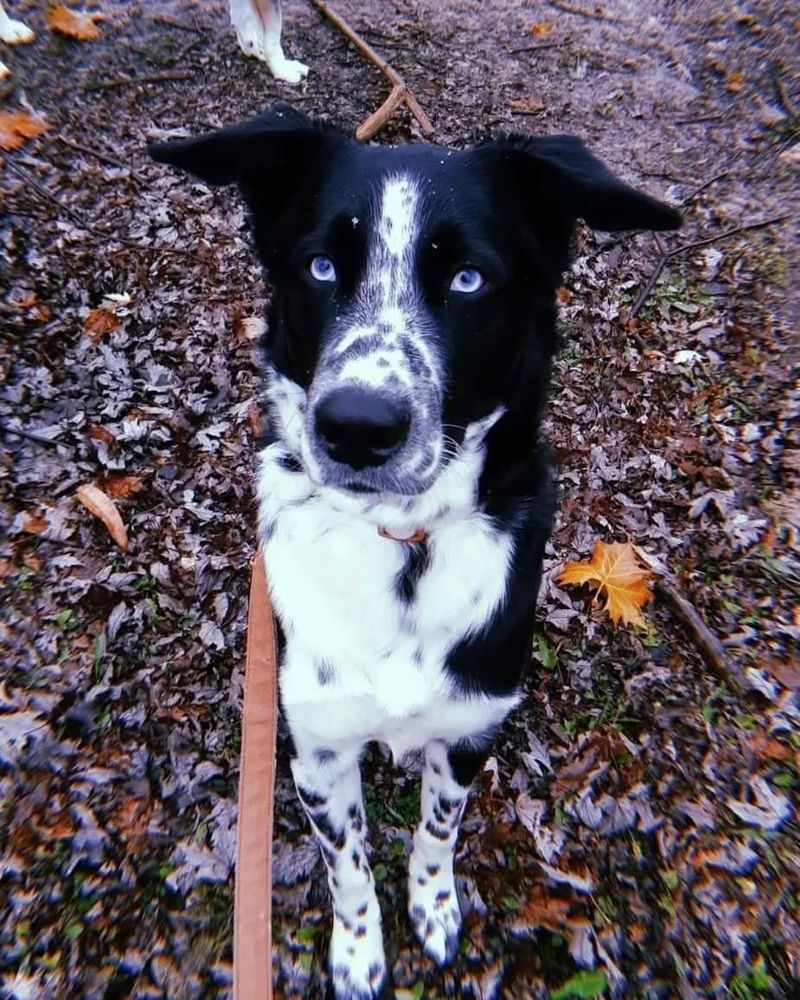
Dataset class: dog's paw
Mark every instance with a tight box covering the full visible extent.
[266,53,309,85]
[408,860,462,965]
[0,16,34,45]
[233,24,308,84]
[329,907,386,1000]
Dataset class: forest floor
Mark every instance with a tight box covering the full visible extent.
[1,0,798,997]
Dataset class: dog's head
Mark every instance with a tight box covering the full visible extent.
[150,105,679,504]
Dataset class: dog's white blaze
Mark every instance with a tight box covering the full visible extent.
[377,176,417,261]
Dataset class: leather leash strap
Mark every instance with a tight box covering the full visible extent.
[234,550,277,1000]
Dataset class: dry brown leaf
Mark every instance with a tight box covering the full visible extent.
[75,483,128,550]
[101,474,145,499]
[559,541,652,625]
[46,5,104,41]
[83,308,121,340]
[509,97,546,115]
[0,110,51,152]
[21,511,48,535]
[529,21,554,37]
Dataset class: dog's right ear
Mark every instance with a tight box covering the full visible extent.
[148,103,345,187]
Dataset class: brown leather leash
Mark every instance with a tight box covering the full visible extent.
[234,549,277,1000]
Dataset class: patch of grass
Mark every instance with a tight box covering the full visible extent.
[552,969,609,999]
[730,960,774,999]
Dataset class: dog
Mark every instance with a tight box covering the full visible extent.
[149,104,680,999]
[0,0,307,83]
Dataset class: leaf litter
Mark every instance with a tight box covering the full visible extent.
[0,0,798,998]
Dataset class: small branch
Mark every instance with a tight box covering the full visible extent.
[653,578,751,696]
[57,134,138,175]
[83,71,194,92]
[5,158,196,258]
[775,76,799,119]
[548,0,623,23]
[665,214,790,258]
[151,13,203,34]
[308,0,434,141]
[629,214,788,318]
[0,424,61,448]
[680,170,730,205]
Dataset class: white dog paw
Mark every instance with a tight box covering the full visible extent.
[0,16,35,45]
[329,907,386,999]
[408,862,462,965]
[233,25,308,84]
[266,52,309,84]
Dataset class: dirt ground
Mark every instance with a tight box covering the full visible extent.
[1,0,798,998]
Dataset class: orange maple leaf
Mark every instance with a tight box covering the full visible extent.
[46,5,104,41]
[0,110,51,151]
[558,541,652,626]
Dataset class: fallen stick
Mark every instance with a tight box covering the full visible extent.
[633,547,751,696]
[83,71,194,92]
[629,214,789,318]
[308,0,434,141]
[653,578,751,696]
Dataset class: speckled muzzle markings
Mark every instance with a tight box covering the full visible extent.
[306,173,445,491]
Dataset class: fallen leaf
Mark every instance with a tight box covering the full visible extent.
[46,5,104,40]
[529,21,554,37]
[0,110,51,151]
[75,483,128,550]
[21,511,48,535]
[552,969,609,1000]
[558,541,652,625]
[509,97,546,115]
[83,308,121,340]
[101,474,145,499]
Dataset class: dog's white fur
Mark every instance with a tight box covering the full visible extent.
[0,0,307,83]
[258,174,519,993]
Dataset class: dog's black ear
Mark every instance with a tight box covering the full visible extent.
[148,103,343,187]
[481,135,681,233]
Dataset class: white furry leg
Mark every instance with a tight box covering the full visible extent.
[228,0,308,84]
[407,741,471,965]
[291,746,386,1000]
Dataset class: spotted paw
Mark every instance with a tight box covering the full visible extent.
[329,908,386,1000]
[408,862,462,965]
[0,16,34,45]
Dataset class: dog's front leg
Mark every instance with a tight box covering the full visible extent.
[408,740,489,965]
[290,744,386,999]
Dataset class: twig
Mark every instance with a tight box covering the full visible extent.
[629,215,789,318]
[680,170,730,205]
[57,134,133,172]
[151,13,203,34]
[653,579,750,696]
[510,42,563,54]
[308,0,434,141]
[83,71,194,92]
[548,0,623,23]
[0,424,61,448]
[4,158,196,258]
[666,214,790,258]
[673,115,723,126]
[775,76,799,119]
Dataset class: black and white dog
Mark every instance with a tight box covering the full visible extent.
[150,105,679,999]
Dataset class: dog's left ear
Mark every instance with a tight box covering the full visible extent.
[480,134,681,233]
[148,102,348,189]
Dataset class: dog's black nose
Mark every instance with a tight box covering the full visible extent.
[315,388,410,469]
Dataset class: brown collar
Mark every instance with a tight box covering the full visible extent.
[378,526,428,544]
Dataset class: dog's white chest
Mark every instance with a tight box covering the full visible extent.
[258,449,518,755]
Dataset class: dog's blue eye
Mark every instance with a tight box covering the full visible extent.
[450,268,484,294]
[309,255,336,282]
